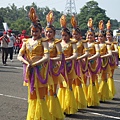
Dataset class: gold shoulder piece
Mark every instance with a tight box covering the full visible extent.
[41,38,49,42]
[71,39,78,44]
[54,39,62,44]
[113,41,118,44]
[94,41,100,44]
[105,41,111,45]
[81,39,88,43]
[106,42,111,45]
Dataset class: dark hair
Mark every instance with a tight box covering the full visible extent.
[98,30,106,37]
[46,24,56,33]
[61,28,71,36]
[31,20,42,32]
[73,27,81,34]
[106,30,113,36]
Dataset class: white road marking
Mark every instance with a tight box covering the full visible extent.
[0,92,120,119]
[0,93,27,101]
[86,111,120,119]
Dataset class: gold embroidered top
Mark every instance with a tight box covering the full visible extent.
[49,39,61,58]
[62,40,77,57]
[77,40,88,55]
[99,44,107,56]
[19,38,47,62]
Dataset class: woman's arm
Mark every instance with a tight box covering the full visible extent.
[88,43,100,60]
[101,44,112,58]
[112,43,118,54]
[65,43,78,61]
[32,41,49,66]
[77,42,89,60]
[17,42,29,65]
[50,42,62,61]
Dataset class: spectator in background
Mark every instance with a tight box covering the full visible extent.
[0,31,10,65]
[7,29,16,62]
[14,34,21,54]
[19,30,30,48]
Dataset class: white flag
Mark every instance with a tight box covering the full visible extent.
[3,22,9,31]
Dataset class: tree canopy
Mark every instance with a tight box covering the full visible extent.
[0,1,119,35]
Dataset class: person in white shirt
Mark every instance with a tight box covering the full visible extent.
[0,31,10,65]
[7,29,16,62]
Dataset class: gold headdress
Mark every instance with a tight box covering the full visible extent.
[28,7,42,30]
[71,16,81,34]
[106,20,111,31]
[71,16,77,29]
[106,20,113,36]
[28,7,38,23]
[106,20,111,32]
[87,18,94,35]
[98,20,105,36]
[46,10,54,26]
[46,10,55,31]
[60,14,71,36]
[60,15,67,28]
[99,20,104,31]
[87,18,94,30]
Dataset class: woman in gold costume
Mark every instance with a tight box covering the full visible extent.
[97,20,112,102]
[17,7,52,120]
[45,11,65,120]
[70,16,88,109]
[58,15,78,115]
[106,20,118,99]
[86,18,100,107]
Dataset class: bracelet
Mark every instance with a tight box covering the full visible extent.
[73,49,77,53]
[44,49,49,54]
[57,51,62,55]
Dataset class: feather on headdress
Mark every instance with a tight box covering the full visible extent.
[87,18,94,30]
[106,20,111,31]
[99,20,104,31]
[71,16,77,29]
[60,15,67,28]
[28,7,38,23]
[46,11,54,26]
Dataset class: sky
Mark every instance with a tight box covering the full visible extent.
[0,0,120,21]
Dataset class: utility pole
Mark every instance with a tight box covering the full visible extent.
[64,0,77,15]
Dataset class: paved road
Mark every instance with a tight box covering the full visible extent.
[0,54,120,120]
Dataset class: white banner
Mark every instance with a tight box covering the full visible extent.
[3,22,9,31]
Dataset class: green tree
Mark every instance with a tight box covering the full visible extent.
[77,0,109,31]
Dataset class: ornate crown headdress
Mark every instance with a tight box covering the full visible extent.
[71,16,77,29]
[46,10,54,27]
[98,20,105,35]
[71,15,81,34]
[106,20,111,32]
[60,15,67,29]
[28,7,38,24]
[60,15,70,35]
[87,18,94,32]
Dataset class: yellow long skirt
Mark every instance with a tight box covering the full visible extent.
[87,79,100,107]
